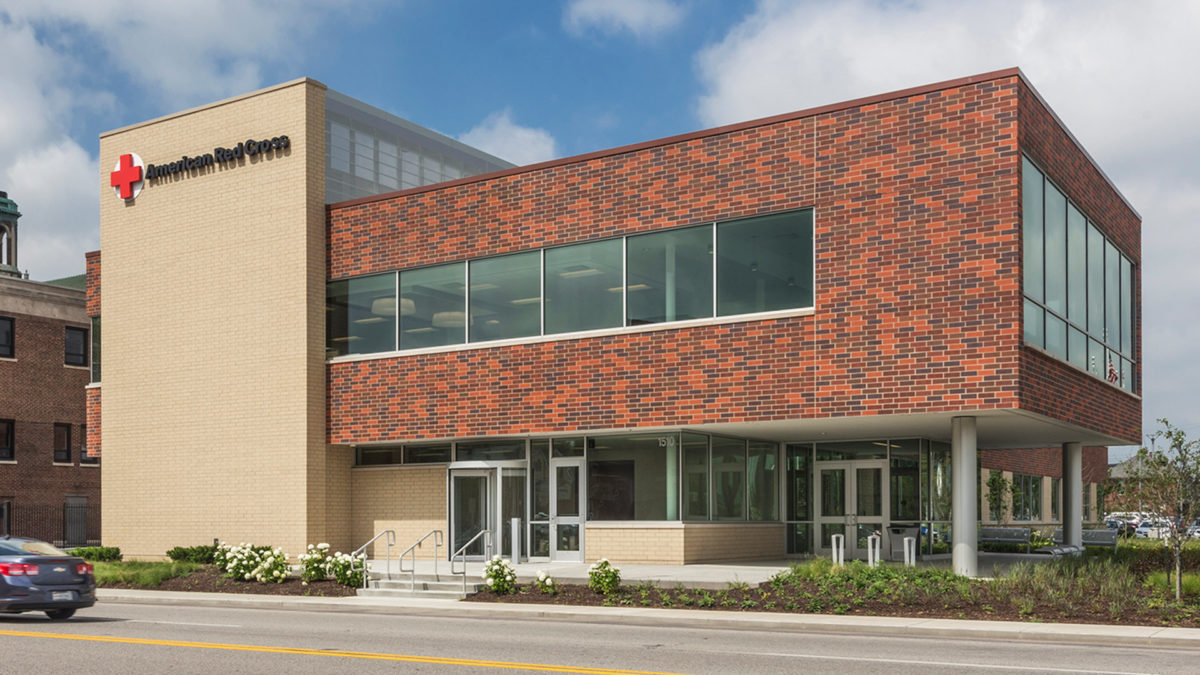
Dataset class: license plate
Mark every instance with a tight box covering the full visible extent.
[51,591,74,601]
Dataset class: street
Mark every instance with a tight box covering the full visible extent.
[0,601,1195,674]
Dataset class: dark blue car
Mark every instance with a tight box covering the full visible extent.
[0,537,95,620]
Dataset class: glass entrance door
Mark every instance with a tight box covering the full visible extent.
[550,458,584,561]
[451,471,490,558]
[815,461,888,559]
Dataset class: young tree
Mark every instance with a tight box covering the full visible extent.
[986,470,1012,524]
[1117,420,1200,601]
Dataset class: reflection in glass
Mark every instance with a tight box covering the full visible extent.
[821,469,845,517]
[1024,299,1043,348]
[786,444,812,522]
[683,433,709,520]
[531,440,549,520]
[556,524,580,553]
[587,433,672,520]
[1067,204,1087,323]
[469,252,541,342]
[1105,241,1119,347]
[711,437,746,520]
[717,210,813,315]
[928,442,952,522]
[1022,158,1044,303]
[889,440,919,521]
[748,442,778,521]
[545,240,623,334]
[327,272,397,356]
[1043,181,1067,314]
[452,475,488,556]
[400,263,465,349]
[556,465,580,518]
[1087,224,1104,336]
[626,226,713,325]
[787,523,812,555]
[501,469,526,558]
[856,468,882,518]
[456,440,526,461]
[821,523,845,549]
[1046,314,1067,360]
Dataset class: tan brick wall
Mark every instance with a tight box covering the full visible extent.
[99,79,329,558]
[350,466,446,558]
[585,526,685,564]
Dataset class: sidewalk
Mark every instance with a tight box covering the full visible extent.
[96,586,1200,650]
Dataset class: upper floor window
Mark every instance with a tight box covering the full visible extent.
[53,424,71,464]
[0,316,12,358]
[65,326,88,367]
[327,209,815,356]
[1022,156,1135,392]
[0,419,13,461]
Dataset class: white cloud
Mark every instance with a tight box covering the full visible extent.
[693,0,1200,443]
[0,0,377,280]
[564,0,686,39]
[459,110,559,167]
[1,140,98,281]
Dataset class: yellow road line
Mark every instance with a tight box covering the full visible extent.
[0,629,687,674]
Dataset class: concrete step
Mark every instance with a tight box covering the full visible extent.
[371,577,480,593]
[356,586,472,601]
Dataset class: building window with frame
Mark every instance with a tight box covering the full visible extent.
[1012,474,1043,521]
[80,424,97,464]
[0,420,12,460]
[1083,483,1093,522]
[90,317,101,382]
[53,424,71,464]
[64,326,88,366]
[0,316,12,358]
[1051,477,1061,521]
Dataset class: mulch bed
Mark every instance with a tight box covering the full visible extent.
[464,580,1200,628]
[99,565,358,597]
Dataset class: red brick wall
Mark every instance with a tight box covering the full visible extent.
[327,75,1033,443]
[981,445,1107,483]
[1017,80,1141,443]
[0,311,98,512]
[85,251,101,316]
[86,388,100,460]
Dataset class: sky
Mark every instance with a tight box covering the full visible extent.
[1,0,1195,457]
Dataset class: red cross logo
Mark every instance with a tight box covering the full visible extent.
[110,153,145,201]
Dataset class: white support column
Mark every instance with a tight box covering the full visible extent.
[952,416,978,578]
[1063,442,1083,548]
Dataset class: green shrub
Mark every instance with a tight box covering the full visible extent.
[327,551,367,587]
[166,544,216,564]
[70,546,122,562]
[588,558,621,595]
[95,561,198,587]
[1146,571,1200,597]
[213,542,288,583]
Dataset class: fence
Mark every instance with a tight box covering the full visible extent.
[0,502,101,548]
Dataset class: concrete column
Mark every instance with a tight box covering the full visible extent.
[952,417,978,578]
[1063,442,1083,548]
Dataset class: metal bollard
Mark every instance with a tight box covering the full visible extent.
[831,534,845,566]
[903,536,916,567]
[511,518,521,564]
[867,534,881,567]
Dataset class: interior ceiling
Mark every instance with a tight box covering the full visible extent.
[679,409,1134,449]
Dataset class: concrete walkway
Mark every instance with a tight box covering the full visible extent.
[96,587,1200,650]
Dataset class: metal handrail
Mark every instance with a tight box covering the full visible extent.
[450,530,493,595]
[398,529,444,592]
[352,529,396,589]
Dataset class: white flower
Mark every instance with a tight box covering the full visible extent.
[485,578,494,586]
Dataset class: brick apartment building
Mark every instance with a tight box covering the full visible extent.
[1,191,99,545]
[90,69,1138,576]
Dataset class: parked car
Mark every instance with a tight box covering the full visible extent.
[1187,519,1200,539]
[1105,518,1135,537]
[1134,521,1170,539]
[0,537,95,620]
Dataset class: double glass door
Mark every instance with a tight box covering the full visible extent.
[530,458,585,562]
[450,467,526,560]
[815,461,888,559]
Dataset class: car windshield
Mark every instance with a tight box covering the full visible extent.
[0,540,68,556]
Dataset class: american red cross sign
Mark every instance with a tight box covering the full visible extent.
[110,153,144,201]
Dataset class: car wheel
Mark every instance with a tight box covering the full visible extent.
[44,609,75,621]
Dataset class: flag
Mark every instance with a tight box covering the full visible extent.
[1107,358,1119,384]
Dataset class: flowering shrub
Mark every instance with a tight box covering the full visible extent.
[534,570,556,595]
[215,542,288,583]
[298,543,332,583]
[482,555,517,594]
[588,558,620,595]
[327,551,367,588]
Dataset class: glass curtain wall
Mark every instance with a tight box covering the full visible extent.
[1022,156,1136,392]
[328,209,815,355]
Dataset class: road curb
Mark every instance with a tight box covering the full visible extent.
[96,588,1200,649]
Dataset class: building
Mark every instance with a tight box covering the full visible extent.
[0,191,99,545]
[90,69,1140,576]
